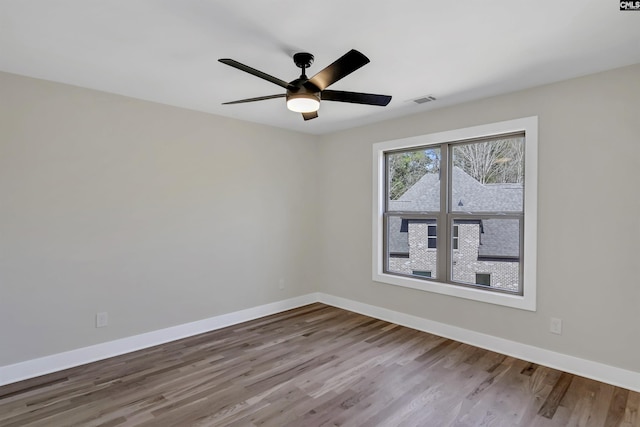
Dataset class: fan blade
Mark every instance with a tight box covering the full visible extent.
[306,49,370,91]
[321,90,391,106]
[219,59,290,89]
[222,94,286,105]
[302,111,318,121]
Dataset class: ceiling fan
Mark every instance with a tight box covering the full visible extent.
[218,49,392,121]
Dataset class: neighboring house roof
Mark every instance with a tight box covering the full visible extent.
[387,216,408,255]
[388,172,440,212]
[389,167,522,212]
[388,167,522,258]
[478,219,520,259]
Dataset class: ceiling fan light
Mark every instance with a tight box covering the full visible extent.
[286,93,320,113]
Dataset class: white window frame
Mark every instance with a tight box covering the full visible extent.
[372,117,538,311]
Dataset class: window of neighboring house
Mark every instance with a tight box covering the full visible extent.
[452,225,459,250]
[412,270,432,278]
[427,225,437,249]
[373,117,537,311]
[475,273,491,286]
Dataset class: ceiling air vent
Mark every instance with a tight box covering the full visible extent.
[413,95,437,104]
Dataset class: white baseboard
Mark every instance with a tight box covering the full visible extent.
[316,293,640,393]
[0,293,320,387]
[2,291,638,393]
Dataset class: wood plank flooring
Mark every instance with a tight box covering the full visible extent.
[1,303,638,426]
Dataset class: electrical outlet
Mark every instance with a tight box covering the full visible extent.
[96,312,109,328]
[550,317,562,335]
[278,279,285,290]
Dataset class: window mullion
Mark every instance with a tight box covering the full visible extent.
[438,143,449,282]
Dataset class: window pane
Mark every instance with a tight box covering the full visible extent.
[451,137,524,213]
[386,216,438,279]
[412,270,432,278]
[451,218,520,292]
[387,147,441,212]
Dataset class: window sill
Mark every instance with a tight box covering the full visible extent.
[373,271,536,311]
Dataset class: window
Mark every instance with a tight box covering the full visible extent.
[452,225,459,250]
[475,273,491,286]
[413,270,432,278]
[373,117,537,311]
[427,225,437,249]
[385,136,524,292]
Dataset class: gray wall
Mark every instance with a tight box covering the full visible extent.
[317,63,640,373]
[0,72,320,365]
[2,63,639,375]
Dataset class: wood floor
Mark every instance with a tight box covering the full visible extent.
[0,304,638,427]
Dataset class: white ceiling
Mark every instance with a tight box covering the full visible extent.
[2,1,640,135]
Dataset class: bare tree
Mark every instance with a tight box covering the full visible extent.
[453,137,523,184]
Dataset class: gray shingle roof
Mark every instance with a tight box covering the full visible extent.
[388,172,440,212]
[478,219,519,259]
[389,167,522,213]
[388,216,408,255]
